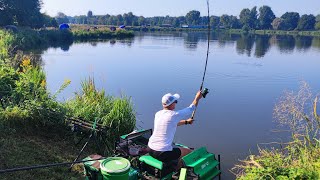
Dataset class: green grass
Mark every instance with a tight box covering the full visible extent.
[0,125,95,180]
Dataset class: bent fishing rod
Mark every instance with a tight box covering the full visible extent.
[191,0,211,120]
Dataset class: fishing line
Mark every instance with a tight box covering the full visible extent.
[191,0,211,120]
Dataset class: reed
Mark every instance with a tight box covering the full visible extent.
[232,82,320,179]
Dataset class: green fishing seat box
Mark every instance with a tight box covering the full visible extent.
[83,154,104,180]
[182,147,221,179]
[139,155,176,178]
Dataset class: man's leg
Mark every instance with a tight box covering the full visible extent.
[177,147,192,170]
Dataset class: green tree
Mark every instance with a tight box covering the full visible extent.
[297,14,316,30]
[138,16,145,26]
[0,0,44,28]
[239,7,258,29]
[258,6,276,29]
[239,8,251,27]
[281,12,300,30]
[186,10,200,25]
[116,14,123,25]
[250,6,259,29]
[123,12,134,26]
[220,15,240,29]
[55,12,69,25]
[220,14,231,28]
[43,14,58,27]
[315,14,320,30]
[210,16,220,28]
[0,0,14,25]
[87,10,93,18]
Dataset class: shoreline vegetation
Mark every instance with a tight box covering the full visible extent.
[0,28,136,179]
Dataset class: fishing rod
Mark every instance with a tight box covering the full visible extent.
[0,157,107,174]
[191,0,211,120]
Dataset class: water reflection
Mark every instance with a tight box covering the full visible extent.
[295,36,312,51]
[274,35,295,53]
[236,34,255,57]
[40,32,320,58]
[254,35,271,58]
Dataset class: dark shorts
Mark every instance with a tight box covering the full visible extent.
[148,147,181,163]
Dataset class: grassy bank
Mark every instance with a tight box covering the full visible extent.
[0,27,134,52]
[0,125,90,180]
[70,25,134,40]
[0,29,136,179]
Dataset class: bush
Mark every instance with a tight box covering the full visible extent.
[0,58,67,128]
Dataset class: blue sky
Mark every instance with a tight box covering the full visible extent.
[41,0,320,17]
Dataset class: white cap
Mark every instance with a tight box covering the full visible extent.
[162,93,180,107]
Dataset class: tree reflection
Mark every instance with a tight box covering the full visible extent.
[254,35,271,58]
[295,36,312,51]
[183,32,201,49]
[217,32,239,48]
[236,34,255,56]
[275,35,295,53]
[311,37,320,49]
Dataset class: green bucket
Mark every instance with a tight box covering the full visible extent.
[100,157,131,180]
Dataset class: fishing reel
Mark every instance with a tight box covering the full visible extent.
[201,88,209,98]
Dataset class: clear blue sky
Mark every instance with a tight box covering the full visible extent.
[41,0,319,17]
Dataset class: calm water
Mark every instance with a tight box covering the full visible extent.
[42,32,320,179]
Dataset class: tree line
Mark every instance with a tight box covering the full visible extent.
[1,1,319,31]
[58,6,320,31]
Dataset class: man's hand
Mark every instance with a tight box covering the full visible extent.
[186,118,194,125]
[195,91,203,100]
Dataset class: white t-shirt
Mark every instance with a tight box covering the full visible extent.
[148,104,195,151]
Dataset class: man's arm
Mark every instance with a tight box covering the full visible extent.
[192,91,203,106]
[177,118,194,126]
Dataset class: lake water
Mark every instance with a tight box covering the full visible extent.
[42,32,320,179]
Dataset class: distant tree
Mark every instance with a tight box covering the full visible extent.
[123,12,134,26]
[172,18,180,27]
[297,14,316,30]
[177,16,186,25]
[258,6,276,29]
[316,14,320,30]
[230,16,241,28]
[250,6,259,29]
[116,14,123,25]
[186,10,200,25]
[55,12,69,24]
[210,16,220,28]
[239,8,251,27]
[220,15,240,29]
[43,14,58,27]
[87,10,93,17]
[316,14,320,22]
[220,14,231,28]
[272,17,285,30]
[281,12,300,30]
[239,7,258,29]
